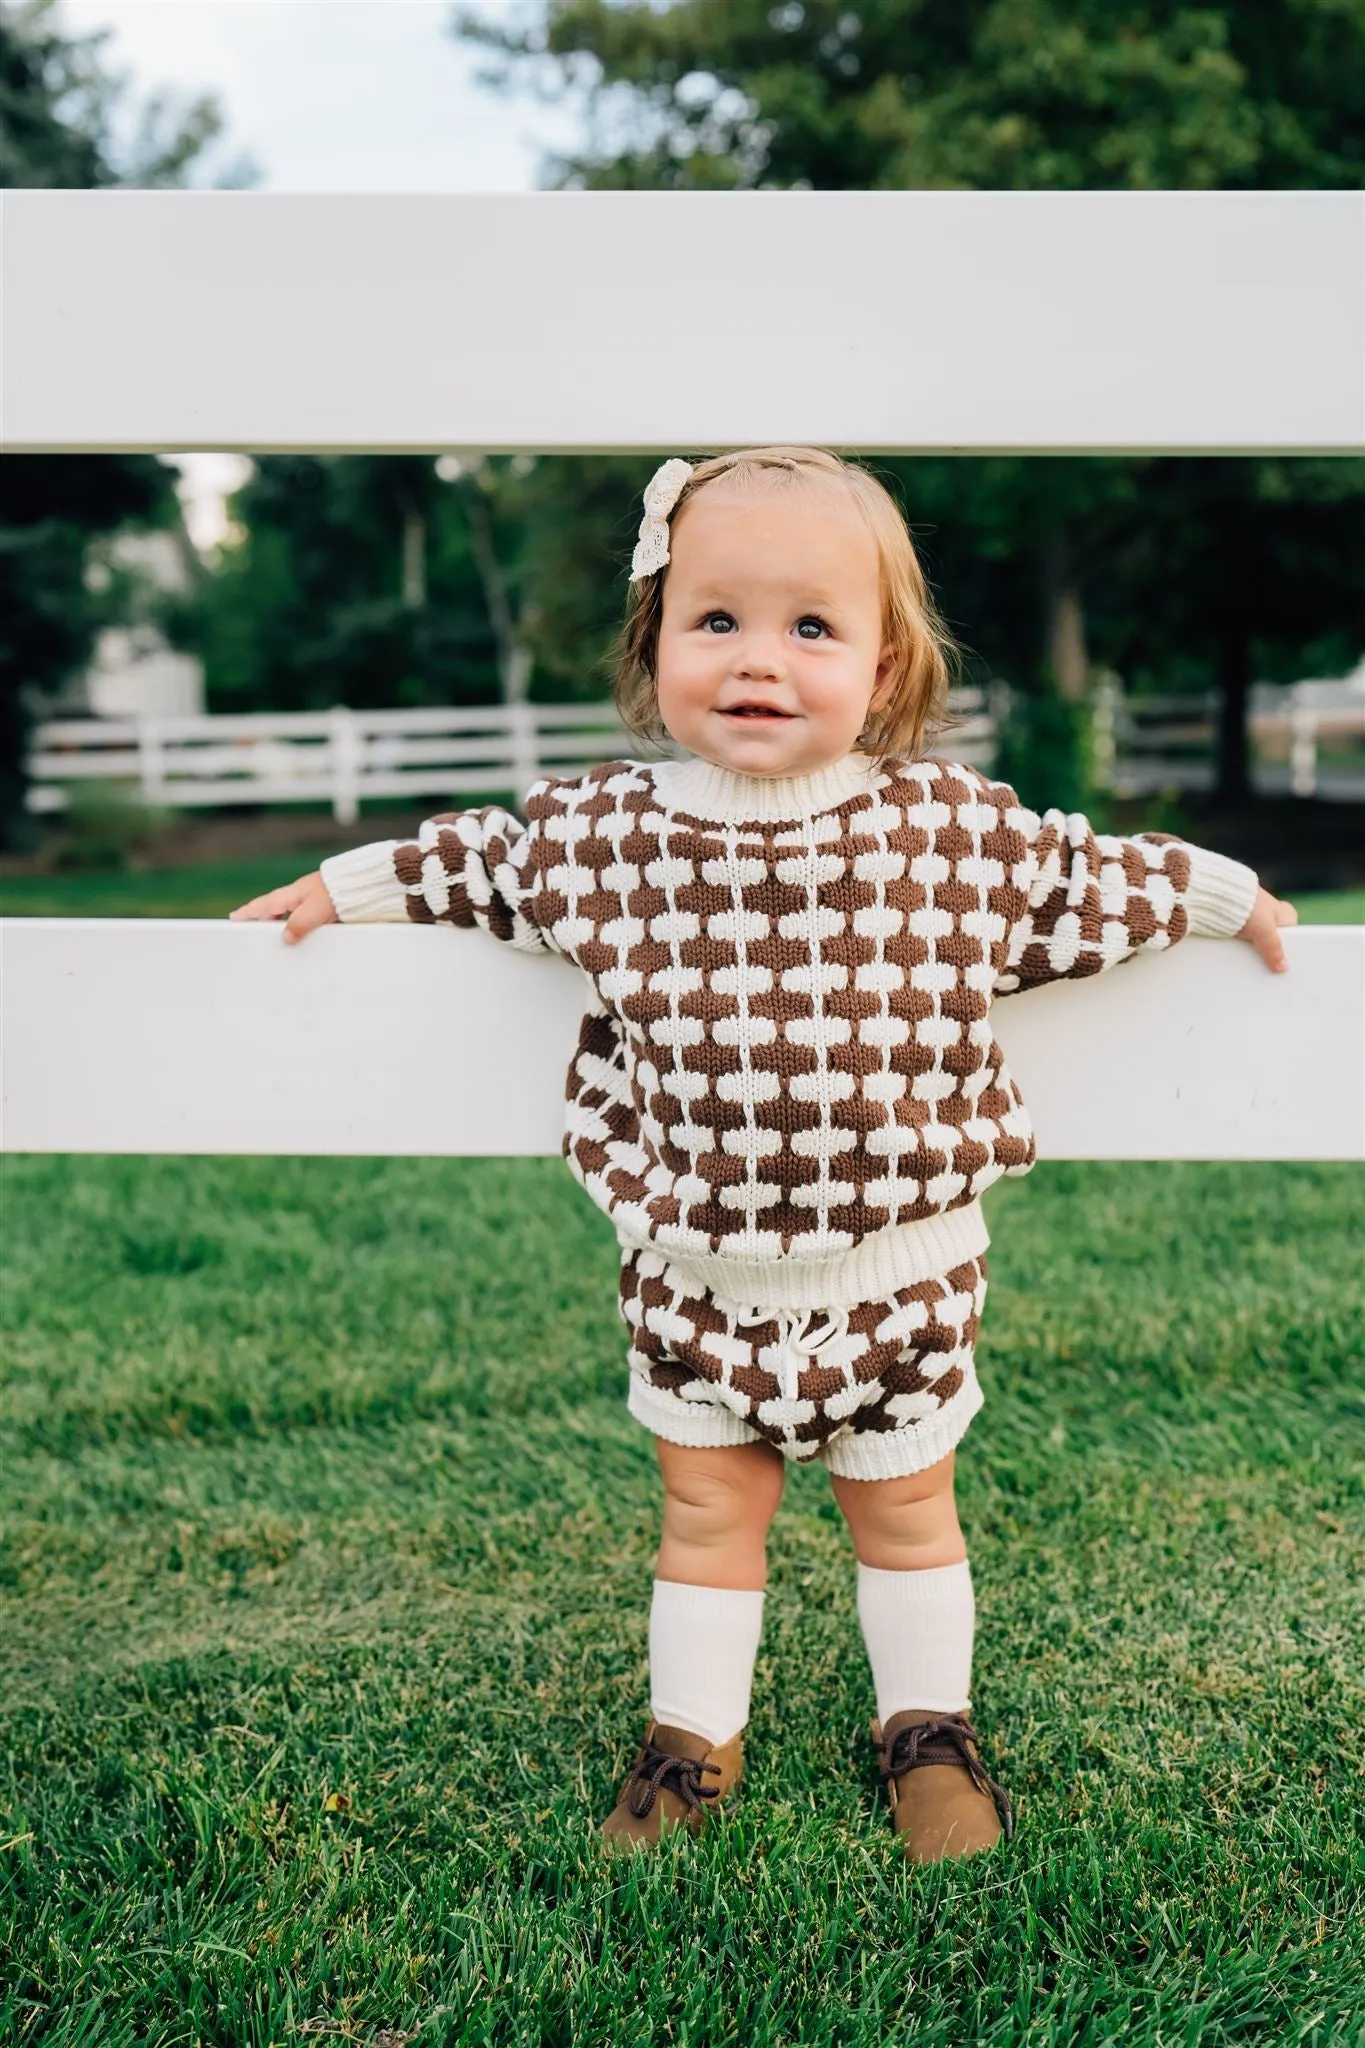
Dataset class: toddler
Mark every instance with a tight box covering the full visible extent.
[232,447,1296,1862]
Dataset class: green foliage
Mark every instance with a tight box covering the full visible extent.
[993,678,1093,816]
[47,778,176,872]
[179,453,660,715]
[2,1154,1362,2040]
[0,2,257,845]
[0,455,182,848]
[0,0,259,190]
[457,2,1365,806]
[461,0,1365,194]
[184,457,498,713]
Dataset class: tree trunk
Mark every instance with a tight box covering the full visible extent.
[401,510,426,610]
[1040,527,1089,701]
[461,480,529,704]
[1215,618,1252,803]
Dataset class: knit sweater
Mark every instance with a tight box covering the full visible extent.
[321,751,1260,1309]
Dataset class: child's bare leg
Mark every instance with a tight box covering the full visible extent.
[829,1450,964,1571]
[646,1437,784,1747]
[655,1437,785,1589]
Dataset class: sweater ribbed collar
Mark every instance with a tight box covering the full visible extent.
[651,750,882,825]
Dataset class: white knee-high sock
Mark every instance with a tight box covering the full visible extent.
[648,1578,765,1748]
[856,1559,975,1721]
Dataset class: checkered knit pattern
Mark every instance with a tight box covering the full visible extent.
[320,750,1259,1307]
[620,1245,988,1478]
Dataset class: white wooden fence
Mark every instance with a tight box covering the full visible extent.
[2,920,1360,1161]
[22,681,1365,821]
[24,702,635,825]
[22,693,1006,823]
[1,190,1361,1163]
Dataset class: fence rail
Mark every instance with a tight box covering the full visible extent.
[25,681,1364,821]
[3,921,1359,1160]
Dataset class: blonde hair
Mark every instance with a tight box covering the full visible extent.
[613,446,958,762]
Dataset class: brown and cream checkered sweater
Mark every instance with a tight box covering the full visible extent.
[321,752,1259,1309]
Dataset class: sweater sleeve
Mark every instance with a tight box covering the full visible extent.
[317,802,556,955]
[989,783,1260,997]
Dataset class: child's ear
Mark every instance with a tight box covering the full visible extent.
[869,645,899,712]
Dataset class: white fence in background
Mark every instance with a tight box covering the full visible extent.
[25,681,1364,822]
[1096,677,1365,802]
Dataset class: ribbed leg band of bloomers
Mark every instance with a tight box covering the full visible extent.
[856,1558,975,1719]
[648,1578,765,1748]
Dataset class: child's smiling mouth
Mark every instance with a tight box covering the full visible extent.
[718,704,795,720]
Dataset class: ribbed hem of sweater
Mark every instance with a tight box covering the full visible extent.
[618,1198,991,1311]
[1182,844,1260,938]
[651,751,882,825]
[319,841,407,923]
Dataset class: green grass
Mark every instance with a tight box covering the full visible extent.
[2,860,1362,925]
[0,857,307,922]
[1290,889,1365,925]
[2,1155,1362,2046]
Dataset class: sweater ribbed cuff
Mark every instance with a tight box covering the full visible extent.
[318,840,410,923]
[1182,844,1260,938]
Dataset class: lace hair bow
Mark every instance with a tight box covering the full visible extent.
[631,458,694,581]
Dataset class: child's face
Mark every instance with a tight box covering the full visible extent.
[655,482,896,776]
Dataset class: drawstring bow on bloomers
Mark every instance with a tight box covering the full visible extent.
[736,1304,853,1402]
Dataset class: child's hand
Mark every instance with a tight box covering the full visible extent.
[229,871,339,945]
[1236,886,1298,973]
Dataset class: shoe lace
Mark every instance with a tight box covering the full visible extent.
[877,1713,1015,1840]
[624,1740,722,1820]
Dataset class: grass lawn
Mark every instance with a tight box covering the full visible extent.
[2,856,1362,2041]
[2,1154,1362,2046]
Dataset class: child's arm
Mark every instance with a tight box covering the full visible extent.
[983,780,1295,995]
[229,801,556,953]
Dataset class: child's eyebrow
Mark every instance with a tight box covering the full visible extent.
[683,583,848,609]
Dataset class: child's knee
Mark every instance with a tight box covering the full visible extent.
[830,1453,963,1566]
[658,1440,784,1547]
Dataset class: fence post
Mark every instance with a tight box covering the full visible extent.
[137,716,164,806]
[1091,671,1120,794]
[330,705,360,825]
[1289,684,1317,798]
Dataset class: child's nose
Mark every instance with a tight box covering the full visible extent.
[732,632,786,681]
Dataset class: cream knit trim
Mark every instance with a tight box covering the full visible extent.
[626,1355,984,1475]
[1182,844,1260,938]
[652,751,882,825]
[618,1199,991,1311]
[824,1371,984,1479]
[319,841,409,923]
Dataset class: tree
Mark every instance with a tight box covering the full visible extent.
[0,0,258,843]
[180,456,506,714]
[1,0,259,189]
[459,0,1365,800]
[460,0,1363,194]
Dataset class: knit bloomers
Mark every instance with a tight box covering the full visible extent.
[619,1247,988,1480]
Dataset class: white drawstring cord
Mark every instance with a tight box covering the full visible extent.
[736,1305,852,1402]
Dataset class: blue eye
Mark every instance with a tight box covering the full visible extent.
[702,612,736,633]
[796,616,829,640]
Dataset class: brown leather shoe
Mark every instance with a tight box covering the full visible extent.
[599,1720,743,1851]
[872,1709,1013,1862]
